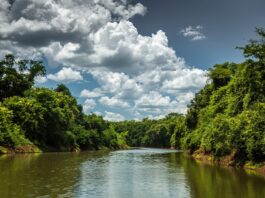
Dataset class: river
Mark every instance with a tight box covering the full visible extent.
[0,148,264,198]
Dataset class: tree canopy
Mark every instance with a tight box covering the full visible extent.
[0,28,265,165]
[0,54,46,100]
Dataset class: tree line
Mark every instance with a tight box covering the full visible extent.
[0,55,127,152]
[112,28,265,165]
[0,28,264,165]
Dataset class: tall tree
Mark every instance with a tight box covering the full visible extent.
[0,54,46,100]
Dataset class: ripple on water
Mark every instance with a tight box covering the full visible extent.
[74,148,190,198]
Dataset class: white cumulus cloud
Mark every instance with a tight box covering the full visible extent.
[0,0,209,119]
[135,91,171,108]
[180,25,206,41]
[99,96,130,108]
[80,88,103,98]
[83,99,97,114]
[47,67,83,83]
[104,111,125,121]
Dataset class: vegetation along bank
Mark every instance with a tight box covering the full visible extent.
[0,28,265,174]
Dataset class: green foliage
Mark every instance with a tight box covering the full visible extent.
[170,116,186,148]
[83,114,109,133]
[102,127,117,148]
[3,96,45,144]
[55,84,72,96]
[143,124,169,147]
[113,114,185,148]
[181,28,265,162]
[0,54,45,100]
[208,63,232,89]
[0,106,31,147]
[238,28,265,63]
[0,55,127,152]
[1,28,265,165]
[3,88,80,149]
[117,131,128,148]
[185,84,214,129]
[70,124,100,150]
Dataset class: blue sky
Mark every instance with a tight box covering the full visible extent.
[131,0,265,69]
[0,0,265,121]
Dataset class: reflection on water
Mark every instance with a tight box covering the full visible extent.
[75,149,190,198]
[0,148,265,198]
[0,151,107,198]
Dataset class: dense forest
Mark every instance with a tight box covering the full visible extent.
[112,28,265,165]
[0,55,127,152]
[0,29,265,166]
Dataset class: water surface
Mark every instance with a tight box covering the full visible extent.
[0,148,264,198]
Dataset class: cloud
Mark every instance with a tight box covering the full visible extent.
[180,25,206,41]
[135,91,171,108]
[35,67,83,84]
[0,0,146,45]
[147,114,166,120]
[0,0,147,65]
[80,66,207,118]
[0,0,146,42]
[161,68,207,90]
[88,70,143,98]
[96,0,147,20]
[134,91,194,115]
[83,99,96,114]
[94,111,102,116]
[99,96,130,108]
[87,21,179,74]
[47,67,83,83]
[80,88,103,98]
[35,76,47,84]
[104,111,125,121]
[0,0,208,119]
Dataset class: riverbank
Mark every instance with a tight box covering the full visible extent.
[0,145,42,154]
[191,150,265,177]
[0,144,130,155]
[2,148,264,197]
[2,145,265,177]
